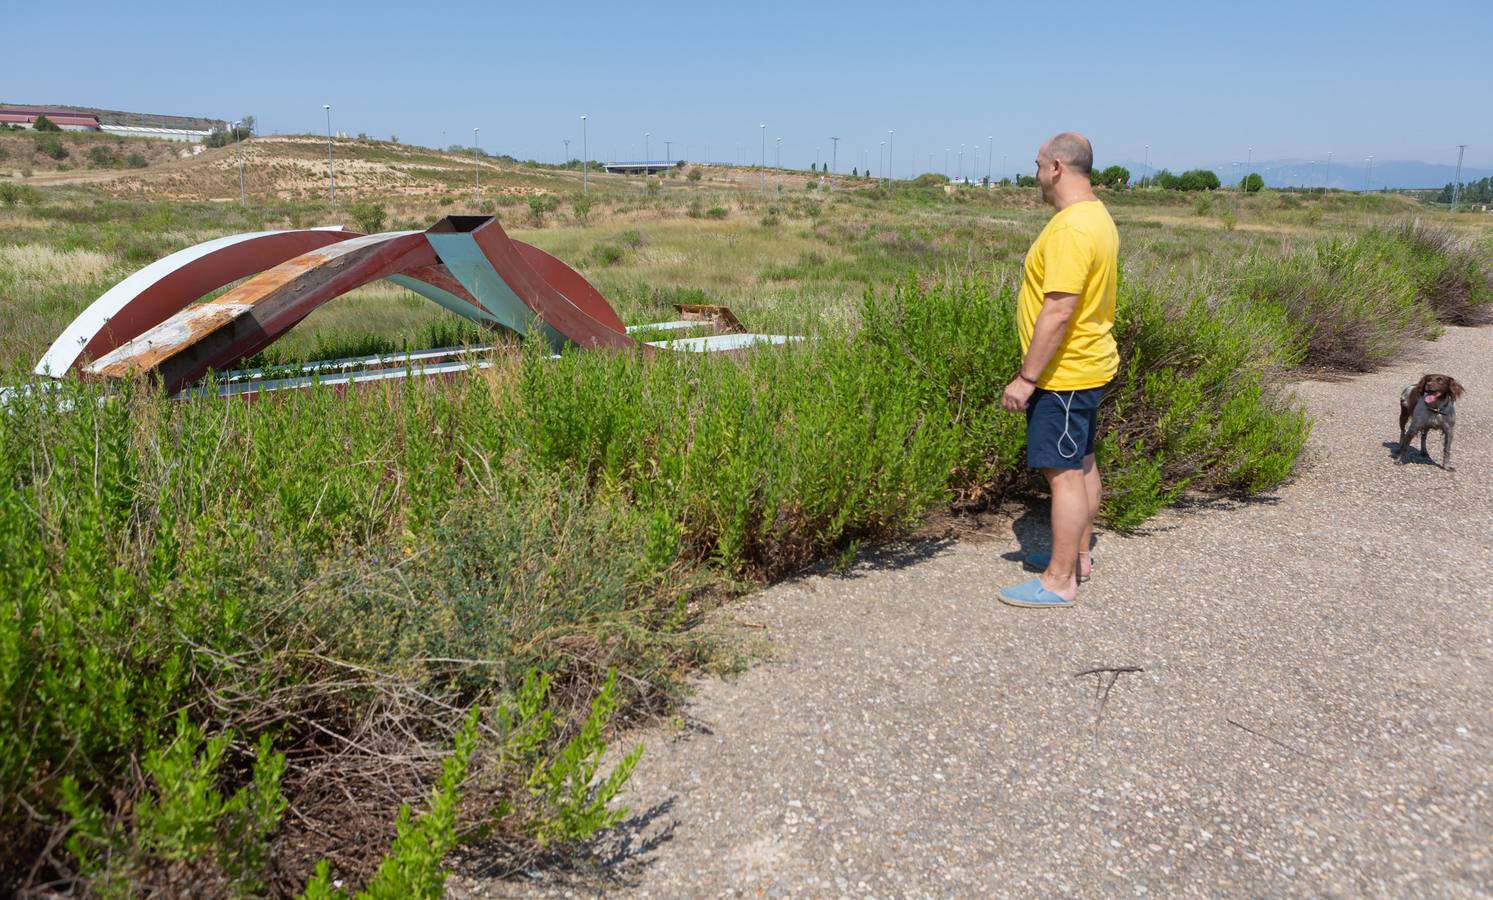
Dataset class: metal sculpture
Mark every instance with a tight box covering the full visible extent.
[42,214,791,395]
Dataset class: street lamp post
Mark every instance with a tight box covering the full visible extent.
[887,130,894,190]
[581,116,588,194]
[1364,155,1373,192]
[563,138,570,168]
[233,119,245,204]
[645,132,650,173]
[1324,151,1331,193]
[1246,146,1252,185]
[775,137,781,193]
[323,104,335,207]
[760,124,766,195]
[944,147,950,178]
[879,141,885,183]
[1452,144,1466,211]
[1142,144,1149,187]
[665,140,671,162]
[987,134,993,184]
[473,128,480,201]
[830,136,839,191]
[958,144,964,183]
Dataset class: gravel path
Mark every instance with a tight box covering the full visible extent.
[458,325,1492,898]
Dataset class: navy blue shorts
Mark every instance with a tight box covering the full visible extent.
[1025,383,1106,470]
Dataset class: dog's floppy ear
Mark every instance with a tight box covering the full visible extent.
[1407,375,1429,405]
[1449,378,1465,401]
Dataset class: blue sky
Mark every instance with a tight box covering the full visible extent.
[6,0,1491,177]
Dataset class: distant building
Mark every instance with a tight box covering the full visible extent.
[0,105,218,142]
[0,107,101,131]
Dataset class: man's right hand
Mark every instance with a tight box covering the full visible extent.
[1002,377,1036,412]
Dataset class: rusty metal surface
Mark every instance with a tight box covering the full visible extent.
[86,232,440,393]
[64,216,798,394]
[36,228,356,377]
[673,303,746,334]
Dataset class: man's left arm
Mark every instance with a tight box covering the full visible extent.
[1001,292,1079,411]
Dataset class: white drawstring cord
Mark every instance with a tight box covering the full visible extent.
[1056,390,1080,459]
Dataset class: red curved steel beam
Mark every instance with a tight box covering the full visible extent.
[36,228,358,376]
[512,241,626,333]
[86,232,443,393]
[36,227,499,379]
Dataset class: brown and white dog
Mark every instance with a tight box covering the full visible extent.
[1398,373,1464,470]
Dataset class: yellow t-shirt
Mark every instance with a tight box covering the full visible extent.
[1016,199,1120,390]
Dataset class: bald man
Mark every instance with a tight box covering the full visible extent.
[998,132,1119,609]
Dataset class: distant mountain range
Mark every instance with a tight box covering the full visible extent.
[1107,158,1492,191]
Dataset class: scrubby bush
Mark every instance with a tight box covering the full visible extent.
[705,205,728,219]
[590,242,624,265]
[347,200,386,233]
[687,167,702,182]
[35,134,67,160]
[87,145,118,167]
[571,195,593,224]
[1242,172,1264,193]
[913,173,949,187]
[126,151,147,168]
[32,114,61,132]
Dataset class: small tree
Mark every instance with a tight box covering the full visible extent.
[571,195,594,224]
[851,167,858,176]
[32,114,61,132]
[1242,172,1264,193]
[1093,165,1130,189]
[687,167,702,182]
[346,201,386,233]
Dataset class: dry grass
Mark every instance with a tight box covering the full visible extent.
[0,244,116,286]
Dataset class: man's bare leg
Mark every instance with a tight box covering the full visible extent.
[1041,466,1087,601]
[1077,453,1100,579]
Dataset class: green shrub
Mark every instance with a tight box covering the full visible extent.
[60,714,287,897]
[300,709,480,899]
[488,669,641,848]
[32,114,61,132]
[126,151,147,168]
[35,134,67,160]
[347,200,387,232]
[87,145,119,167]
[687,167,702,182]
[1242,172,1264,193]
[571,195,593,224]
[705,205,728,219]
[590,242,624,266]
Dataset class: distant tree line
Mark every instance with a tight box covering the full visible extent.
[1143,168,1223,191]
[1436,177,1492,205]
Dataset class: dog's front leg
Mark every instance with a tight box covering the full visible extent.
[1397,425,1416,463]
[1442,424,1455,471]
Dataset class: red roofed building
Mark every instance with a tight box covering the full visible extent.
[0,107,101,131]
